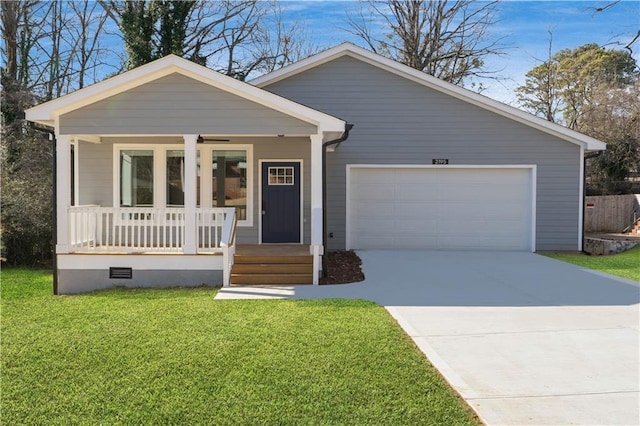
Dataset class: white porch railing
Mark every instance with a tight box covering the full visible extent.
[68,206,236,254]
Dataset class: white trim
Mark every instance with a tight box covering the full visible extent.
[72,138,79,206]
[266,166,295,185]
[56,132,71,253]
[309,134,324,284]
[208,144,254,227]
[57,254,223,270]
[95,133,315,139]
[578,146,585,251]
[25,55,345,137]
[200,146,213,209]
[76,135,101,144]
[345,164,537,252]
[113,144,158,208]
[531,166,538,253]
[252,43,606,151]
[310,134,324,237]
[183,135,198,254]
[258,159,304,244]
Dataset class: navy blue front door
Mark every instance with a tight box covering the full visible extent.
[262,162,301,243]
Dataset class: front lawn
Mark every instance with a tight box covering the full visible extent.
[1,268,478,425]
[543,246,640,282]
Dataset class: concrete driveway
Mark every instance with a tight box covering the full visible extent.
[216,250,640,425]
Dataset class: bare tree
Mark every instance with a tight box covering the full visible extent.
[253,3,319,75]
[1,1,114,264]
[215,0,264,79]
[3,1,115,101]
[1,0,42,122]
[1,0,20,82]
[100,0,318,79]
[516,30,561,123]
[182,0,260,67]
[585,81,640,190]
[590,1,639,54]
[347,0,504,86]
[68,1,111,89]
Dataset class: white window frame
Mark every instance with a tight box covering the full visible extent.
[114,145,158,208]
[113,143,253,227]
[200,144,253,227]
[267,166,295,185]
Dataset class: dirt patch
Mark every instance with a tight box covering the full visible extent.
[320,250,365,285]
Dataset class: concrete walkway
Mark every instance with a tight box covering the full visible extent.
[215,250,640,425]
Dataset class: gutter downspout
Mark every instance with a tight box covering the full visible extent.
[583,150,602,252]
[21,116,58,295]
[322,123,353,277]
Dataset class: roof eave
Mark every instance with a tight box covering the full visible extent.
[24,54,345,135]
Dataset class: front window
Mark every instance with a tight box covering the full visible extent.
[166,150,185,206]
[115,144,252,226]
[120,150,153,207]
[212,150,247,220]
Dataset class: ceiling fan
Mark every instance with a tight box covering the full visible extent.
[197,135,230,143]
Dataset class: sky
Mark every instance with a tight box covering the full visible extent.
[276,0,640,104]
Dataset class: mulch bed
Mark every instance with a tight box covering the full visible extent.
[319,250,365,285]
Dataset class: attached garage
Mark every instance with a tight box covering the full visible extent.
[346,165,536,251]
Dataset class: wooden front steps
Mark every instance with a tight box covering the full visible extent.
[231,244,313,285]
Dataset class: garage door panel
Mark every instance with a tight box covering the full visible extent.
[350,183,395,200]
[398,184,439,199]
[397,209,439,221]
[348,166,533,251]
[395,219,440,233]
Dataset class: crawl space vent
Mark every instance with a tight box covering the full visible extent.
[109,267,133,279]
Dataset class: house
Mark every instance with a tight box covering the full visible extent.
[25,43,606,294]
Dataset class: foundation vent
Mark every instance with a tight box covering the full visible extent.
[109,267,133,279]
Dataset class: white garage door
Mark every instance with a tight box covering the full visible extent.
[347,166,535,251]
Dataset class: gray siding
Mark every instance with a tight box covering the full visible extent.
[78,140,113,206]
[264,56,581,251]
[233,137,312,244]
[76,136,311,244]
[60,73,316,136]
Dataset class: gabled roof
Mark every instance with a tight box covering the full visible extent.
[26,54,345,137]
[251,43,606,151]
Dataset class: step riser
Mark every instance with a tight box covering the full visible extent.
[234,256,312,264]
[233,264,312,274]
[231,274,313,285]
[232,250,314,285]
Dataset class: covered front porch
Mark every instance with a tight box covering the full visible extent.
[25,54,346,292]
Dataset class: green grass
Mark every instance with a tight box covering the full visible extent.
[543,246,640,282]
[1,268,478,425]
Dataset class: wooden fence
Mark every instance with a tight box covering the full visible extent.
[584,194,640,233]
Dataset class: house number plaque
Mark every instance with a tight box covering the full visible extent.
[432,159,449,165]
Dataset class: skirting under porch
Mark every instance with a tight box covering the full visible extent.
[56,244,317,294]
[56,253,224,294]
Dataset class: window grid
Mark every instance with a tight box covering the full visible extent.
[268,167,294,185]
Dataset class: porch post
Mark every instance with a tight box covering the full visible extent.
[56,133,71,253]
[310,133,324,285]
[183,134,198,254]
